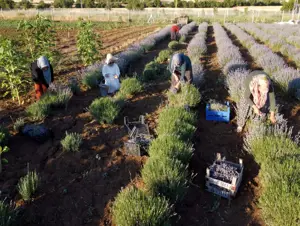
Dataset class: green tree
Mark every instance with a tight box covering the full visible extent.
[36,0,51,9]
[0,0,15,9]
[18,0,33,9]
[281,0,295,11]
[0,38,28,104]
[53,0,74,8]
[76,21,102,65]
[174,0,180,8]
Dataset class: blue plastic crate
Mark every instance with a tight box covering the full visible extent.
[206,101,230,122]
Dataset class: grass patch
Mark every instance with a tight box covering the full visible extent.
[0,200,18,226]
[148,136,193,164]
[156,49,173,64]
[141,157,189,203]
[168,41,180,50]
[167,84,201,108]
[17,171,39,201]
[112,186,174,226]
[89,97,120,124]
[61,132,82,152]
[120,77,143,97]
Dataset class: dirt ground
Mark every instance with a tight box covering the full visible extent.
[0,32,173,225]
[175,26,264,226]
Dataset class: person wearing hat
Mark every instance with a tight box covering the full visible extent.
[168,53,193,93]
[244,70,276,124]
[30,56,54,100]
[102,53,120,95]
[171,24,180,41]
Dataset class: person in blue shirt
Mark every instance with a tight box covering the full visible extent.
[168,53,193,93]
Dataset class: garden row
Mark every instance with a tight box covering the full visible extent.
[112,23,208,225]
[238,23,300,68]
[223,23,300,226]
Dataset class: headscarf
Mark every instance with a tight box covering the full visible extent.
[249,74,270,109]
[37,56,51,85]
[172,53,184,73]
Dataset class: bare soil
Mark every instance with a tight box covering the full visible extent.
[175,26,264,226]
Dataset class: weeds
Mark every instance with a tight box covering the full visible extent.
[0,200,18,226]
[112,186,174,226]
[61,132,82,152]
[13,118,25,133]
[17,170,39,201]
[89,97,120,124]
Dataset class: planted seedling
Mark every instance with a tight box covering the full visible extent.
[0,145,9,173]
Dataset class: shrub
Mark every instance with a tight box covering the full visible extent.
[112,186,174,226]
[156,49,173,64]
[119,77,143,97]
[17,171,39,201]
[168,41,180,50]
[0,200,18,226]
[167,84,201,108]
[61,132,82,152]
[142,61,170,82]
[13,118,25,133]
[141,157,189,202]
[82,70,102,89]
[158,107,196,125]
[68,79,80,94]
[148,136,193,164]
[89,97,120,124]
[26,102,50,121]
[179,35,186,43]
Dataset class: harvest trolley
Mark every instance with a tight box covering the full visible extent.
[206,153,244,199]
[124,115,153,156]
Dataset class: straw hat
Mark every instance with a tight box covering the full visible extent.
[105,53,118,64]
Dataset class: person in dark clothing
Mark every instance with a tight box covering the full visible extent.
[244,70,276,124]
[171,24,180,41]
[168,53,193,93]
[31,56,54,100]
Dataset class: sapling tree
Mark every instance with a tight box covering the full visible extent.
[76,20,102,66]
[0,38,28,105]
[17,15,59,64]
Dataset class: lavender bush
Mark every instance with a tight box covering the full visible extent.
[179,22,197,42]
[187,22,208,61]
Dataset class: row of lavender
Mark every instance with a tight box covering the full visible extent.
[257,23,300,49]
[224,23,300,226]
[187,22,208,87]
[179,21,197,42]
[212,23,250,130]
[226,23,300,100]
[238,23,300,68]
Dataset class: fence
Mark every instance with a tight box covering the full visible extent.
[0,7,298,23]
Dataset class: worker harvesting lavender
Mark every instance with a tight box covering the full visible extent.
[168,53,193,94]
[244,71,276,124]
[102,53,120,95]
[30,56,54,100]
[170,24,180,41]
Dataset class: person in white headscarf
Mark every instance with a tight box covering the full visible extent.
[102,53,120,95]
[30,56,54,100]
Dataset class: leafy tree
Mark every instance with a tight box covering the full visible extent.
[76,21,102,65]
[174,0,180,8]
[36,1,51,9]
[18,0,34,9]
[0,0,15,9]
[0,38,28,105]
[53,0,74,8]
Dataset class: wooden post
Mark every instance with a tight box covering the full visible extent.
[282,10,284,22]
[252,10,254,23]
[224,11,226,24]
